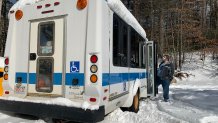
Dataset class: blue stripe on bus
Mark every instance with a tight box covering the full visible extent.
[16,73,27,83]
[65,73,84,86]
[54,73,62,85]
[16,72,84,85]
[102,72,146,86]
[15,72,147,86]
[16,73,62,85]
[29,73,62,85]
[29,73,36,84]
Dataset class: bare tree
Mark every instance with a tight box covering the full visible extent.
[0,0,2,16]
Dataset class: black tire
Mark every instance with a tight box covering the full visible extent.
[120,107,129,112]
[129,90,139,113]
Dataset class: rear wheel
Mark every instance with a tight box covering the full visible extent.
[129,90,139,113]
[120,107,128,112]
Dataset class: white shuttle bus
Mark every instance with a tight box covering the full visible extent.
[0,0,157,122]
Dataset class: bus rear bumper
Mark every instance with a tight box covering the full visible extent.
[0,99,105,122]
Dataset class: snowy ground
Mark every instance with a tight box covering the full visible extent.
[103,52,218,123]
[0,52,217,123]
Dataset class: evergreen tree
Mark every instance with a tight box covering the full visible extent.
[0,0,13,56]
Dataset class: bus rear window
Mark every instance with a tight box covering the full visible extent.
[38,22,55,56]
[36,58,53,92]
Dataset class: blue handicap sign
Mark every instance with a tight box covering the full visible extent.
[70,61,80,73]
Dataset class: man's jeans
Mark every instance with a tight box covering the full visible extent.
[157,77,170,100]
[162,79,170,100]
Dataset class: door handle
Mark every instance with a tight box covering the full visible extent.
[30,53,37,61]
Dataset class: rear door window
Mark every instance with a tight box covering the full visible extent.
[36,58,53,92]
[38,22,55,56]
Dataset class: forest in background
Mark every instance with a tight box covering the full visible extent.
[0,0,217,70]
[122,0,218,70]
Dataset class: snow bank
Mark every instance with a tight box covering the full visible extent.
[0,96,99,110]
[172,52,218,87]
[0,113,10,120]
[81,101,99,110]
[200,116,218,123]
[4,96,81,107]
[104,100,186,123]
[107,0,147,39]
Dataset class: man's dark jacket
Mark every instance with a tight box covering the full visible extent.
[158,61,174,81]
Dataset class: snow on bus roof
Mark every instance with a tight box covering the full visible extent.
[10,0,42,11]
[10,0,147,40]
[107,0,147,40]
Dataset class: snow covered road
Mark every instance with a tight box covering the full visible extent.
[157,88,218,123]
[103,53,218,123]
[103,87,218,123]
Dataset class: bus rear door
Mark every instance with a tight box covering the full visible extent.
[28,17,64,96]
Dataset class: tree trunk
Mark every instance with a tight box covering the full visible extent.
[216,0,218,36]
[0,0,2,17]
[202,0,207,30]
[179,0,184,71]
[0,0,3,56]
[150,0,154,40]
[159,7,164,54]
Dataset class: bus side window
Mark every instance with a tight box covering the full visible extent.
[142,45,146,68]
[130,27,145,68]
[113,14,128,67]
[130,29,139,68]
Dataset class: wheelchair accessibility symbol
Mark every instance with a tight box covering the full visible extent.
[70,61,80,73]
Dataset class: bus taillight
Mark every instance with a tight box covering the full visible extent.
[4,57,9,80]
[90,55,98,83]
[15,10,23,21]
[5,91,9,94]
[37,5,42,9]
[4,74,8,80]
[90,98,96,102]
[90,55,98,63]
[5,58,9,65]
[77,0,87,10]
[90,65,98,73]
[90,74,97,83]
[54,2,60,6]
[4,66,8,72]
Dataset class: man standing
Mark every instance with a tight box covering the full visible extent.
[157,54,174,102]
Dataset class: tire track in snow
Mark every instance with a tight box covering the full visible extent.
[156,93,218,123]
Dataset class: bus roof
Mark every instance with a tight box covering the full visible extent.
[10,0,147,40]
[10,0,42,11]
